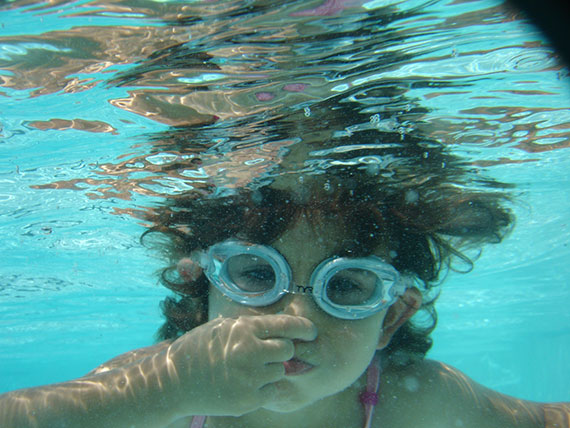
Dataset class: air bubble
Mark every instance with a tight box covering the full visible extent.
[244,158,264,166]
[146,153,178,165]
[251,190,263,205]
[365,163,380,176]
[405,190,419,204]
[403,376,420,392]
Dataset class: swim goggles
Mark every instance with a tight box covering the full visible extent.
[198,240,409,320]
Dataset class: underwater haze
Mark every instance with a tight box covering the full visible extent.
[0,0,569,404]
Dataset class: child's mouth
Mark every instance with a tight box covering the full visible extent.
[283,358,314,376]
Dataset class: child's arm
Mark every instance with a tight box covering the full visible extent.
[84,340,172,375]
[0,314,317,428]
[543,403,570,428]
[0,343,185,428]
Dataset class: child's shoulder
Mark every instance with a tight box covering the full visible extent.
[380,358,455,411]
[378,359,545,428]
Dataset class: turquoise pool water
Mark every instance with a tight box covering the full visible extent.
[1,0,569,404]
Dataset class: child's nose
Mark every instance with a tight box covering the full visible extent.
[277,293,319,318]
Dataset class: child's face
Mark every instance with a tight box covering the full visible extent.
[208,215,390,412]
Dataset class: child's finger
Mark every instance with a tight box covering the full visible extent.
[253,315,317,341]
[260,362,286,384]
[259,338,295,362]
[256,379,282,407]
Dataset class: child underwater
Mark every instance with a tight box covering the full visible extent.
[1,131,569,428]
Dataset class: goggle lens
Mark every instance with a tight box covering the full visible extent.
[324,268,378,306]
[225,254,276,293]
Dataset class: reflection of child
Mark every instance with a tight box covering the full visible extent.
[1,148,569,428]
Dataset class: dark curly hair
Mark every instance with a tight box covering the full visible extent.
[142,130,514,364]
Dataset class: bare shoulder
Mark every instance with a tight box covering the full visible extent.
[377,359,546,428]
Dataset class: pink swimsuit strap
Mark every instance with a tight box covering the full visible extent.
[360,354,382,428]
[189,356,382,428]
[190,415,206,428]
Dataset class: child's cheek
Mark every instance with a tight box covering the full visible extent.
[323,315,385,355]
[207,286,261,319]
[208,287,234,319]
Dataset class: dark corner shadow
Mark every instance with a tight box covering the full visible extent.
[508,0,570,67]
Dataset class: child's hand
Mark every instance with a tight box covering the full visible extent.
[165,314,317,417]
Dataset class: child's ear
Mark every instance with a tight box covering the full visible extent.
[377,287,422,349]
[177,256,203,282]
